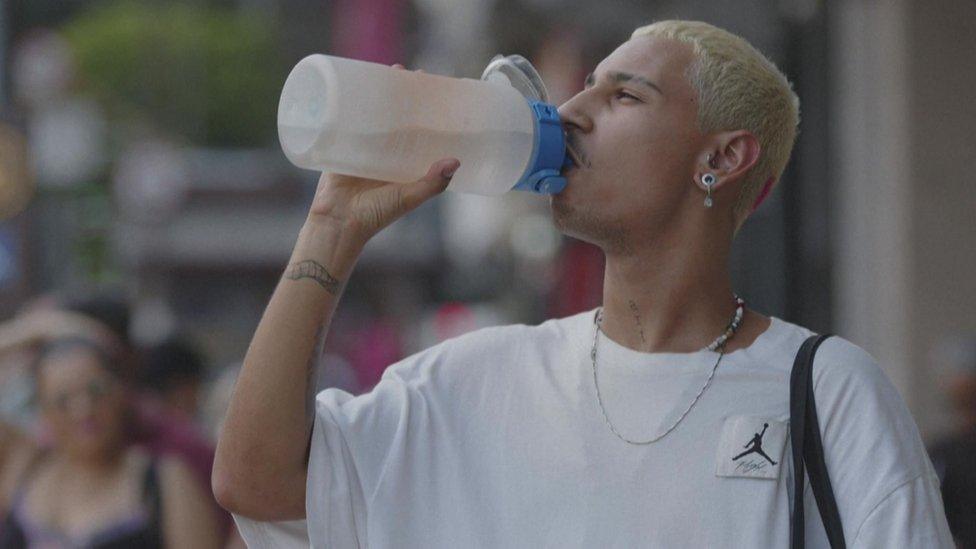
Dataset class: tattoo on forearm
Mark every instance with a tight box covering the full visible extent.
[629,300,646,343]
[286,260,341,295]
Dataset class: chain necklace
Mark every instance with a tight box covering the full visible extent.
[591,296,745,445]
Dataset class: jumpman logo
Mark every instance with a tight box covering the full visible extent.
[732,422,778,465]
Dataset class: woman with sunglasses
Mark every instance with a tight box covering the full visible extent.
[0,335,220,548]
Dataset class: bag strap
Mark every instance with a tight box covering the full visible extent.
[790,334,846,549]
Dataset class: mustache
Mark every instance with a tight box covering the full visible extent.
[564,134,589,168]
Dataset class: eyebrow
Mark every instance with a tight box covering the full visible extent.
[584,70,664,96]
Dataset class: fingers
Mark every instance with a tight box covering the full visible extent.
[437,159,460,179]
[398,158,460,212]
[391,63,424,74]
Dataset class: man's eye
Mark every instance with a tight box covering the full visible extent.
[615,91,639,101]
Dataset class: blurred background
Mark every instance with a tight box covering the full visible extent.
[0,0,974,545]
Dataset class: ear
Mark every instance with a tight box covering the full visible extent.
[697,130,761,192]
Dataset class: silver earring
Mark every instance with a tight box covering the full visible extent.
[702,173,716,208]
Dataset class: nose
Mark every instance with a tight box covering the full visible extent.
[66,392,97,419]
[557,91,593,134]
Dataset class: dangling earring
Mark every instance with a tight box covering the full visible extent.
[701,173,716,208]
[701,153,717,208]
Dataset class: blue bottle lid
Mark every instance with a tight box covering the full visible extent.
[510,99,571,195]
[481,54,570,195]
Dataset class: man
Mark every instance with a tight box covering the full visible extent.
[213,20,952,547]
[141,335,207,420]
[929,341,976,547]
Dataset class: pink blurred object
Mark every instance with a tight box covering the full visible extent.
[751,176,776,213]
[348,319,403,393]
[130,396,232,538]
[549,241,605,318]
[433,302,478,342]
[131,396,213,484]
[331,0,407,64]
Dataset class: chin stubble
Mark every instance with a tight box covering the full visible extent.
[551,198,632,255]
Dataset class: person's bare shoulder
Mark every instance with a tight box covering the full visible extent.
[0,422,40,511]
[158,454,221,549]
[158,453,199,491]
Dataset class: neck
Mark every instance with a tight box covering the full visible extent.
[599,228,737,354]
[63,442,126,477]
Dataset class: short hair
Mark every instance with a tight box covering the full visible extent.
[31,335,131,409]
[64,293,132,350]
[631,20,800,234]
[141,336,206,392]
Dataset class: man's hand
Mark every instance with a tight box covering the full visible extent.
[308,157,458,243]
[307,63,460,245]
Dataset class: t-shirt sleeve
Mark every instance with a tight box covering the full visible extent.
[228,344,446,549]
[304,340,455,548]
[851,474,954,548]
[232,516,311,548]
[809,338,954,547]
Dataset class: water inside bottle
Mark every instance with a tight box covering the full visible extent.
[320,127,535,195]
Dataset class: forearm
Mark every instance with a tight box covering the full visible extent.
[0,321,36,356]
[161,457,222,549]
[0,420,36,515]
[213,153,456,519]
[213,218,363,519]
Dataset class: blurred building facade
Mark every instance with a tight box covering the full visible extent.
[831,0,976,437]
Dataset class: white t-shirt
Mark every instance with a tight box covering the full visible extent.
[235,310,953,548]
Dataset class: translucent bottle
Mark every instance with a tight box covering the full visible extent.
[277,54,570,195]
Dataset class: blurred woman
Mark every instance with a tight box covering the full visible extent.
[0,335,220,548]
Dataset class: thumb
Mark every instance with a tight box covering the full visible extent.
[399,158,460,212]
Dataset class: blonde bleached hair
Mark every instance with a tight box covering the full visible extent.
[631,21,800,234]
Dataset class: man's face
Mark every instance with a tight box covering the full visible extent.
[551,35,704,251]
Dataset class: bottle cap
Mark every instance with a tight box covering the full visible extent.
[481,55,568,195]
[482,54,550,102]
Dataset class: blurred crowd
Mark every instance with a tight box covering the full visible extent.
[0,293,238,547]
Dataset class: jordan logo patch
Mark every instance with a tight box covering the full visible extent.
[715,416,787,480]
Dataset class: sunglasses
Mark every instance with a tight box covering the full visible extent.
[43,377,118,414]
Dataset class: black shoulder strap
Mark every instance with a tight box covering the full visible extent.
[143,458,162,518]
[137,458,166,548]
[790,334,846,549]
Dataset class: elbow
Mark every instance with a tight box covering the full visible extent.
[211,462,244,515]
[211,457,308,521]
[211,454,256,516]
[211,440,259,516]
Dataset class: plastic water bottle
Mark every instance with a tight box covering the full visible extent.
[277,54,571,195]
